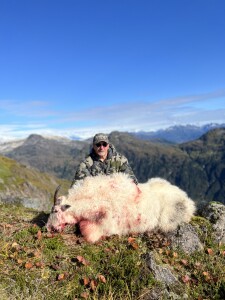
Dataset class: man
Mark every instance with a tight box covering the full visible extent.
[71,133,138,187]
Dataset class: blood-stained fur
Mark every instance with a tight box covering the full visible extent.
[46,173,196,243]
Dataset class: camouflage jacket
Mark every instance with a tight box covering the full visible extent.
[71,144,138,187]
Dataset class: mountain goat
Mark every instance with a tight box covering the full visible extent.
[47,173,196,243]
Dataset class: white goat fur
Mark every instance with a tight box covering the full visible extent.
[47,173,196,243]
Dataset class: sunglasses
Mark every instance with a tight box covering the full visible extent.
[95,142,108,147]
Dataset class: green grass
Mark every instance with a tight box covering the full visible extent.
[0,155,70,194]
[0,203,225,300]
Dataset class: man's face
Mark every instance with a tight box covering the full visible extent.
[93,141,109,160]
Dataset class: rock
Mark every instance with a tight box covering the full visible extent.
[141,252,184,300]
[144,252,178,285]
[201,201,225,244]
[140,287,188,300]
[167,223,204,253]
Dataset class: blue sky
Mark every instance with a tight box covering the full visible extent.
[0,0,225,141]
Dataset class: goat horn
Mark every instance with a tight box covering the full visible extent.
[54,185,61,205]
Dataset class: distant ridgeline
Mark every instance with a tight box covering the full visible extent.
[130,123,225,143]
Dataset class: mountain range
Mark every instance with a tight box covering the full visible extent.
[130,123,225,143]
[0,125,225,208]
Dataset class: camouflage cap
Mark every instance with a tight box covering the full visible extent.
[93,133,109,145]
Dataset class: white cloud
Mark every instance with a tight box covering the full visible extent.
[0,100,58,118]
[0,89,224,142]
